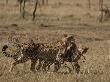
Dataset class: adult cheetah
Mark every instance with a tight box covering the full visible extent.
[2,39,39,72]
[35,35,77,71]
[40,42,89,73]
[2,35,76,72]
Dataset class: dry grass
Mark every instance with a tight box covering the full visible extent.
[0,0,110,82]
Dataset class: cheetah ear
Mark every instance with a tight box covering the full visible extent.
[82,47,89,54]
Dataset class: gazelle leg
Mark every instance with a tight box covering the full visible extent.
[74,62,80,74]
[63,62,72,73]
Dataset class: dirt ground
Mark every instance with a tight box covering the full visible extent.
[0,0,110,82]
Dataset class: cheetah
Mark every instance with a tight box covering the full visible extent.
[35,35,76,71]
[37,34,88,73]
[2,35,76,72]
[40,42,89,73]
[2,39,39,72]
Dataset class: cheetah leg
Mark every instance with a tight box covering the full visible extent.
[46,62,53,71]
[36,59,43,71]
[9,57,28,72]
[42,61,47,71]
[30,58,37,72]
[42,61,52,71]
[53,60,61,72]
[70,62,74,70]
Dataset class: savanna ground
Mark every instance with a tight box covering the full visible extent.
[0,0,110,82]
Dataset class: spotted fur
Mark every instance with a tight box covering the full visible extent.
[2,35,77,72]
